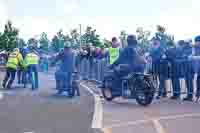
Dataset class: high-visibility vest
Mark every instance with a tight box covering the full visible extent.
[6,52,20,69]
[25,53,39,66]
[109,47,120,64]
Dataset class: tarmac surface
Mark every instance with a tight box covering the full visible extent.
[0,72,102,133]
[84,81,200,133]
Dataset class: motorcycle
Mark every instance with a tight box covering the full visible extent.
[101,65,156,106]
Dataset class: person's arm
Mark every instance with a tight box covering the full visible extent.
[51,52,63,66]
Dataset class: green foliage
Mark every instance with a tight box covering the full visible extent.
[28,38,38,48]
[136,27,151,52]
[17,38,26,48]
[51,35,60,52]
[82,26,102,47]
[119,30,127,48]
[103,38,111,48]
[39,32,49,51]
[0,20,19,51]
[155,25,175,49]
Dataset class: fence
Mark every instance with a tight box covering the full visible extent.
[79,57,200,96]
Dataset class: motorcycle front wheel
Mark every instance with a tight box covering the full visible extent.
[135,78,155,106]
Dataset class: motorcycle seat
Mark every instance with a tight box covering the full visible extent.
[121,74,133,80]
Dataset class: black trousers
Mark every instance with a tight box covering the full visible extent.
[3,68,16,88]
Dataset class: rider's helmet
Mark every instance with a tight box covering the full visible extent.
[127,35,137,46]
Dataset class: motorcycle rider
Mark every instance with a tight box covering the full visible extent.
[108,35,147,94]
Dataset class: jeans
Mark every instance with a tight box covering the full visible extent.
[26,65,39,90]
[55,71,72,91]
[171,77,181,97]
[3,68,16,88]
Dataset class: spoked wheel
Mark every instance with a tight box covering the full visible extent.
[135,79,155,106]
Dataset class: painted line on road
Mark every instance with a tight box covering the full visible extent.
[80,83,103,129]
[104,119,150,129]
[103,113,200,132]
[152,119,166,133]
[157,113,200,121]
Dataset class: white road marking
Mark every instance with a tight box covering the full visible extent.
[157,113,200,121]
[0,92,4,100]
[103,113,200,131]
[152,119,166,133]
[104,119,150,129]
[80,83,103,129]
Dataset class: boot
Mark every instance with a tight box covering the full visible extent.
[183,96,193,102]
[170,95,180,100]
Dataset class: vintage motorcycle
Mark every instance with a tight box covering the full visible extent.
[101,65,156,106]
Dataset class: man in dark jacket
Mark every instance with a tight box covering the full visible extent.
[149,38,166,99]
[109,35,146,91]
[165,41,182,100]
[53,42,77,94]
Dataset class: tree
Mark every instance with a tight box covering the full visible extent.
[155,25,174,49]
[0,20,19,51]
[17,38,26,48]
[28,38,38,48]
[82,26,102,47]
[136,27,151,52]
[70,29,80,48]
[51,35,60,52]
[39,32,49,51]
[119,30,127,48]
[103,38,111,48]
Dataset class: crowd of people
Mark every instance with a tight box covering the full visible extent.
[1,34,200,101]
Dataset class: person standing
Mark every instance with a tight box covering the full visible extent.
[192,36,200,100]
[108,37,121,65]
[165,41,182,100]
[149,38,166,99]
[181,41,194,101]
[53,42,77,94]
[2,48,24,89]
[24,47,40,90]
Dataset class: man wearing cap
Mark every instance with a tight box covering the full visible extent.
[53,42,78,94]
[2,48,24,89]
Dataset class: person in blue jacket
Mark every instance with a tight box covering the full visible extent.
[181,41,194,101]
[109,35,147,92]
[149,38,166,99]
[52,42,78,94]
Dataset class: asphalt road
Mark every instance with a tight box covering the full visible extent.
[84,81,200,133]
[0,72,102,133]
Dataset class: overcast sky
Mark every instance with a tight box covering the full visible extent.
[0,0,200,41]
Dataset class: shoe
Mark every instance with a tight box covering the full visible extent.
[183,97,193,102]
[156,95,161,99]
[170,96,180,100]
[2,83,6,89]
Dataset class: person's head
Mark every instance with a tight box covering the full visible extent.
[13,48,19,53]
[111,37,119,48]
[64,42,72,51]
[195,35,200,46]
[177,40,185,47]
[152,38,160,49]
[127,35,137,46]
[167,41,175,48]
